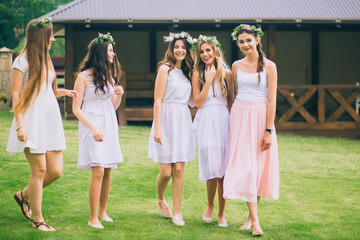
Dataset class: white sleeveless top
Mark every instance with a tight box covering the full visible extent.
[236,60,269,101]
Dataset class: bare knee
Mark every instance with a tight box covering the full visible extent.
[49,168,63,180]
[159,168,172,179]
[172,164,184,178]
[92,167,105,180]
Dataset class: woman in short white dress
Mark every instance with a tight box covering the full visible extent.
[148,32,195,226]
[7,17,77,231]
[73,33,124,229]
[192,35,234,227]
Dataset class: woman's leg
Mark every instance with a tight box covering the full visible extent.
[156,163,172,200]
[217,177,227,222]
[24,148,47,222]
[99,168,111,218]
[204,178,217,219]
[89,167,104,224]
[171,162,185,215]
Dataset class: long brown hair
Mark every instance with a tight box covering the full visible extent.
[14,19,55,114]
[78,39,122,93]
[194,41,229,101]
[157,38,194,81]
[237,29,265,83]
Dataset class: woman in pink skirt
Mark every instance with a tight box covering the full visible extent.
[223,24,279,236]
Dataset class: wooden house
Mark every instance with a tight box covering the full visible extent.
[45,0,360,132]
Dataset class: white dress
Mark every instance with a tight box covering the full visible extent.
[148,65,196,163]
[77,71,123,171]
[193,76,229,182]
[7,54,66,154]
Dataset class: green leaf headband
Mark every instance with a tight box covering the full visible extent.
[191,35,221,51]
[231,24,264,41]
[27,17,52,31]
[163,31,195,45]
[90,32,115,48]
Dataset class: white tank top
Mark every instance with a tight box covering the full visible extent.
[236,60,268,101]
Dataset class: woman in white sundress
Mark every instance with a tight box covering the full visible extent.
[148,32,195,226]
[73,33,124,229]
[7,17,78,231]
[192,35,234,227]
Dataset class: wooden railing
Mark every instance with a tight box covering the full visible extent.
[276,85,360,130]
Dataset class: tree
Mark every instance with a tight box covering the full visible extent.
[0,0,73,49]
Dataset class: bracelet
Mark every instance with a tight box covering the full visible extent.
[265,128,272,134]
[16,124,24,132]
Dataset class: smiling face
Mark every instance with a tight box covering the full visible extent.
[173,39,187,63]
[237,32,260,55]
[107,43,115,64]
[199,42,215,67]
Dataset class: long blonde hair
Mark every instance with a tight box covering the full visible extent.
[194,41,228,100]
[14,19,56,114]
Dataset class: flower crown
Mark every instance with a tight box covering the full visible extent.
[27,17,52,31]
[231,24,264,41]
[90,32,115,48]
[163,32,195,45]
[192,35,221,50]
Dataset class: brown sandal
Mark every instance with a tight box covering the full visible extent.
[14,190,31,219]
[32,220,56,231]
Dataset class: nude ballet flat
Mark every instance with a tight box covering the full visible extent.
[172,212,185,226]
[99,214,113,222]
[88,220,104,229]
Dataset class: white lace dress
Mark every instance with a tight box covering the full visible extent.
[7,54,66,154]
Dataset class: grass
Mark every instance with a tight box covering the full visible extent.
[0,109,359,240]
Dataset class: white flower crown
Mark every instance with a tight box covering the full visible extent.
[191,35,221,50]
[163,31,196,45]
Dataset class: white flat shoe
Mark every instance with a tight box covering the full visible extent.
[218,218,228,227]
[172,212,185,226]
[88,220,104,229]
[100,214,113,222]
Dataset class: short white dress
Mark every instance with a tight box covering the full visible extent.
[7,54,66,154]
[77,71,123,171]
[148,65,196,163]
[193,77,229,182]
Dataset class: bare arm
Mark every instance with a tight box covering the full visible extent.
[232,61,239,96]
[11,69,27,141]
[225,69,234,110]
[191,67,215,108]
[261,60,278,151]
[111,85,124,110]
[55,88,78,99]
[72,74,103,142]
[153,65,169,145]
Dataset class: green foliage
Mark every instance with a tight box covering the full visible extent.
[0,0,73,50]
[0,109,359,239]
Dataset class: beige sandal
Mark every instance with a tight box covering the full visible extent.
[32,220,56,232]
[252,222,263,236]
[157,199,172,218]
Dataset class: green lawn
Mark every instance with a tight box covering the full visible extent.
[0,109,359,240]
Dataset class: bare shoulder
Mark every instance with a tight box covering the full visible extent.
[158,64,170,73]
[232,60,240,69]
[266,59,277,71]
[75,72,90,86]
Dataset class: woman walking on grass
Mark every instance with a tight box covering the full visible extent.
[148,32,195,226]
[191,35,234,227]
[7,17,78,231]
[223,24,279,236]
[72,33,124,229]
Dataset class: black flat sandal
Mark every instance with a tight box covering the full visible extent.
[14,190,31,219]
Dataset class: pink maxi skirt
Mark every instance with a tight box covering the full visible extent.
[223,99,279,202]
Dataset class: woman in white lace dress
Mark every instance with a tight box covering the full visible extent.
[7,17,77,231]
[148,32,195,226]
[73,33,124,229]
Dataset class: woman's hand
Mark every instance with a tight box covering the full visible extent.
[154,129,162,145]
[114,85,124,96]
[261,132,272,151]
[17,126,28,142]
[206,65,216,83]
[91,127,104,142]
[65,89,78,100]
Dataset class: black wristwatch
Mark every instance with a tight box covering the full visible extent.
[265,128,272,134]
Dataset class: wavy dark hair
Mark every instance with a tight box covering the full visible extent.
[78,39,122,94]
[236,29,265,84]
[157,38,194,80]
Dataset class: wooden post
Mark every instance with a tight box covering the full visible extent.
[65,24,74,119]
[149,30,157,73]
[311,30,319,85]
[268,25,276,62]
[117,72,127,126]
